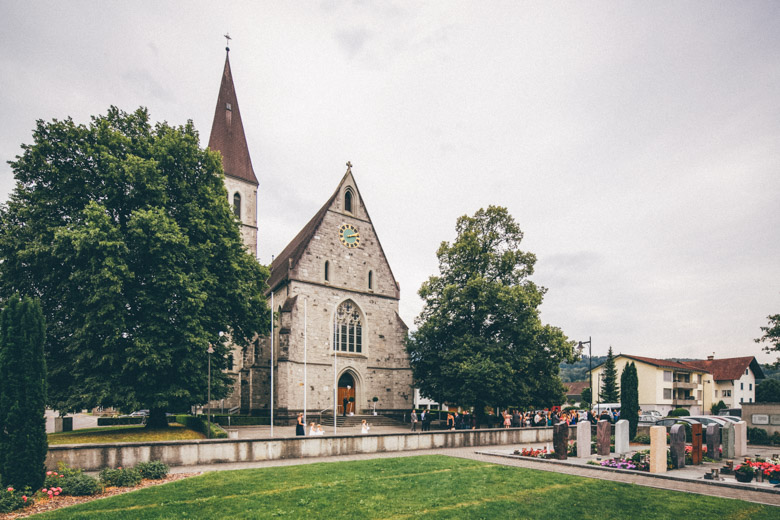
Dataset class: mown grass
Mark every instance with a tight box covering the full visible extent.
[29,455,778,519]
[47,424,204,444]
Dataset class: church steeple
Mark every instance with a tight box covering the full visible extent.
[208,48,258,186]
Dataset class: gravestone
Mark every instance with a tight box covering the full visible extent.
[649,425,667,474]
[553,422,569,460]
[690,423,703,465]
[734,421,747,457]
[576,421,591,458]
[597,420,611,456]
[721,423,735,459]
[614,419,629,455]
[670,424,686,469]
[706,423,721,461]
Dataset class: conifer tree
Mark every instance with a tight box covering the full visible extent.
[0,296,47,491]
[599,346,620,403]
[620,361,639,438]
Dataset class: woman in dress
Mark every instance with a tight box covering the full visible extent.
[361,419,370,434]
[295,413,305,436]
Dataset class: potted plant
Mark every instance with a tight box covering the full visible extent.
[734,463,755,483]
[371,396,379,415]
[766,464,780,484]
[348,396,355,415]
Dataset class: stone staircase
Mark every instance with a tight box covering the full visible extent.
[316,414,405,428]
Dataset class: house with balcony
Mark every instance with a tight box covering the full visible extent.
[682,356,764,408]
[589,353,763,415]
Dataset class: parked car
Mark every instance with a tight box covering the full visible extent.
[717,408,741,417]
[715,416,741,423]
[653,417,702,432]
[638,415,658,425]
[640,410,663,417]
[686,416,728,427]
[129,410,149,417]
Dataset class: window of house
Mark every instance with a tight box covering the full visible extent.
[697,374,702,384]
[663,388,672,400]
[233,193,241,218]
[368,270,373,290]
[741,382,744,390]
[749,383,752,390]
[324,261,330,282]
[697,390,701,400]
[333,300,362,353]
[745,369,749,375]
[344,189,353,213]
[663,371,672,382]
[714,390,718,397]
[740,397,744,403]
[723,390,731,397]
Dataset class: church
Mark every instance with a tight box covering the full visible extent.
[206,48,413,423]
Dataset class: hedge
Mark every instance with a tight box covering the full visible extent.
[212,415,269,426]
[173,415,227,438]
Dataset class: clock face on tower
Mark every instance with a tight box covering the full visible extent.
[338,223,360,248]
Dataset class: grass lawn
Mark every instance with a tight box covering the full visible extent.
[29,455,777,519]
[47,424,205,444]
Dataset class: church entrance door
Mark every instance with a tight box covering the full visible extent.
[338,372,356,415]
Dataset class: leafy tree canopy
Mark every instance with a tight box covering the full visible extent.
[0,107,270,421]
[756,378,780,403]
[406,206,574,419]
[620,362,639,439]
[756,314,780,367]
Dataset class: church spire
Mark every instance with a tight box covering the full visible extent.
[208,45,258,185]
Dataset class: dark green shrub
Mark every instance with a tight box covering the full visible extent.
[668,408,690,417]
[212,415,269,426]
[748,427,769,444]
[0,487,31,513]
[0,297,48,491]
[62,473,102,496]
[135,461,169,480]
[99,467,142,488]
[632,434,651,444]
[174,415,227,439]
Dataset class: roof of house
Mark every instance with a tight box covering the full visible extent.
[207,51,258,186]
[682,356,765,381]
[565,381,590,396]
[600,354,706,372]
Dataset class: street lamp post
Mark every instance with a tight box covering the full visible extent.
[207,344,214,439]
[577,337,592,408]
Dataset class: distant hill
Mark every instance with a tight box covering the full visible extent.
[559,355,607,383]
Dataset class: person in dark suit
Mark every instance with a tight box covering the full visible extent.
[342,397,348,417]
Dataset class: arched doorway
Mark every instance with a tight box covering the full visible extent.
[338,372,356,416]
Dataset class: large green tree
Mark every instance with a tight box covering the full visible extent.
[599,346,620,403]
[620,361,639,439]
[406,206,574,425]
[756,314,780,367]
[0,296,47,491]
[756,378,780,403]
[0,107,270,427]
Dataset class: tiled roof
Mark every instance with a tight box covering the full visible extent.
[207,52,258,185]
[614,354,704,372]
[565,380,590,396]
[682,357,764,381]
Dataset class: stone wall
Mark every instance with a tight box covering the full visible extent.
[46,427,553,471]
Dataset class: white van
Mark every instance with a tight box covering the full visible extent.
[594,403,621,416]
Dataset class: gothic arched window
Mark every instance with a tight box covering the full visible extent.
[344,189,353,213]
[233,193,241,218]
[334,300,362,353]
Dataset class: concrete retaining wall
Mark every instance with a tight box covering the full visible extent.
[46,427,553,471]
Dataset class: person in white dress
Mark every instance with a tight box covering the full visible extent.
[361,419,370,434]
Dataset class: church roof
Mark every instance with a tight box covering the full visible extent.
[207,51,258,186]
[267,188,338,292]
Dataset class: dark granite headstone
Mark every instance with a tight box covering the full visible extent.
[670,424,686,469]
[706,423,721,461]
[690,423,703,465]
[553,421,569,460]
[597,420,611,456]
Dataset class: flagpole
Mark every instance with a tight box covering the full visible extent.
[333,307,337,434]
[303,298,307,428]
[270,292,274,437]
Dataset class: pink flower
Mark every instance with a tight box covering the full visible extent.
[118,466,122,470]
[42,488,47,493]
[22,496,27,502]
[7,487,13,492]
[54,492,60,496]
[46,471,52,475]
[59,475,64,478]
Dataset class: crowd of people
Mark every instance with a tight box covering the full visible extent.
[496,408,621,428]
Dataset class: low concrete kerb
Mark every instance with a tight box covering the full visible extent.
[477,451,780,497]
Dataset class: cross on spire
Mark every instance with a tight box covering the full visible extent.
[224,32,232,52]
[346,161,353,173]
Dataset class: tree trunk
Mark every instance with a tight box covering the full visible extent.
[146,408,168,429]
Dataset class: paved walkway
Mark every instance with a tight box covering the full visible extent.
[167,438,780,507]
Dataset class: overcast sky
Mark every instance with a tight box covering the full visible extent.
[1,1,778,364]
